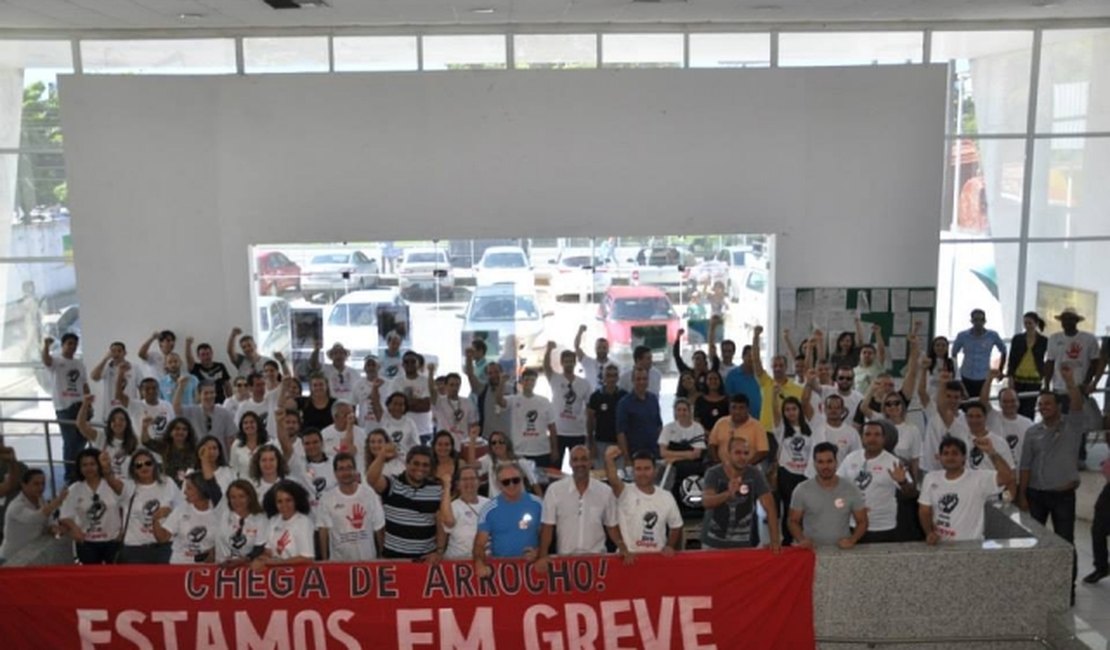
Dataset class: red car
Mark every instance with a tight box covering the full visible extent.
[257,251,301,296]
[597,286,680,368]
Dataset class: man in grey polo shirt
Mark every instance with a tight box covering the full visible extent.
[534,445,629,572]
[789,442,869,548]
[1018,364,1085,602]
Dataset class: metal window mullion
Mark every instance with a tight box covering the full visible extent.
[770,30,779,67]
[506,33,514,69]
[417,34,425,71]
[683,32,690,69]
[235,37,245,74]
[596,33,603,68]
[71,38,82,73]
[922,28,931,64]
[1013,28,1042,335]
[327,35,335,72]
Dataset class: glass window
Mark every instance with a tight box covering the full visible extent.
[333,36,418,72]
[422,35,507,71]
[930,31,1033,135]
[936,242,1020,342]
[688,34,770,68]
[1024,241,1109,336]
[0,41,72,150]
[1037,29,1110,134]
[1029,136,1110,238]
[81,39,236,75]
[779,32,923,67]
[243,37,329,74]
[942,138,1025,238]
[0,259,78,367]
[602,34,683,69]
[513,35,596,69]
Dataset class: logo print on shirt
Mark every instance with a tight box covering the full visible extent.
[643,511,659,530]
[970,446,984,468]
[1006,435,1019,451]
[188,525,208,544]
[67,369,81,385]
[86,498,106,531]
[563,387,577,407]
[142,499,161,520]
[939,493,960,514]
[789,436,806,453]
[313,477,327,499]
[855,469,872,490]
[386,365,400,378]
[275,529,292,555]
[391,430,404,443]
[347,503,367,530]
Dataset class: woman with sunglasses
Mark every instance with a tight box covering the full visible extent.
[229,412,268,480]
[466,427,541,498]
[252,479,315,569]
[59,448,124,564]
[214,480,267,566]
[190,435,236,505]
[154,472,220,564]
[222,377,251,416]
[438,464,489,560]
[141,416,198,486]
[364,429,406,478]
[0,469,67,564]
[115,448,182,564]
[76,395,139,478]
[431,430,459,484]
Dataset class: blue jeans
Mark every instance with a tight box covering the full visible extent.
[56,402,83,483]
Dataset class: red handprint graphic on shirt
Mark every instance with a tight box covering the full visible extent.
[347,503,367,530]
[275,529,292,556]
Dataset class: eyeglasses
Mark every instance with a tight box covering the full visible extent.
[883,401,903,407]
[490,440,506,446]
[500,477,523,487]
[837,376,854,381]
[133,460,153,468]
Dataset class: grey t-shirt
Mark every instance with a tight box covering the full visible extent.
[700,464,769,549]
[789,477,866,546]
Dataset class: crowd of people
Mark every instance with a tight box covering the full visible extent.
[0,307,1107,601]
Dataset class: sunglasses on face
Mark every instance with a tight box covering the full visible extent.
[490,440,506,446]
[883,401,902,407]
[500,477,523,487]
[837,376,853,381]
[134,460,153,469]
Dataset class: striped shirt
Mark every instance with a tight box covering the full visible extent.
[381,475,443,557]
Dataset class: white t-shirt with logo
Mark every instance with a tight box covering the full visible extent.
[1045,330,1100,391]
[443,495,491,560]
[814,422,862,463]
[60,480,123,542]
[432,395,479,447]
[214,510,268,563]
[295,455,338,515]
[966,432,1015,475]
[658,421,707,450]
[893,421,923,464]
[265,512,315,559]
[352,378,384,429]
[120,479,183,546]
[378,413,422,458]
[507,394,557,457]
[94,431,134,478]
[50,356,87,410]
[549,374,591,437]
[838,449,907,532]
[921,403,969,473]
[162,503,220,564]
[919,468,999,542]
[392,375,433,434]
[773,424,824,477]
[617,485,684,553]
[130,399,176,440]
[234,395,277,435]
[317,484,386,562]
[986,412,1032,463]
[322,365,360,402]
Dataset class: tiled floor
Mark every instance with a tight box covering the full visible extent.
[1072,442,1109,649]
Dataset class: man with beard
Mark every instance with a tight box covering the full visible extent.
[701,437,780,551]
[920,435,1012,543]
[497,369,558,469]
[790,441,868,548]
[604,447,683,555]
[318,452,385,561]
[838,422,913,543]
[544,343,593,461]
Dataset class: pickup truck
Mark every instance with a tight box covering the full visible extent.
[628,246,700,298]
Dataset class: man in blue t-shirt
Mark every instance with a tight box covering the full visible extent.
[724,336,762,419]
[473,462,544,576]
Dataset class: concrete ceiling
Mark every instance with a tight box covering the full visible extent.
[1,0,1108,31]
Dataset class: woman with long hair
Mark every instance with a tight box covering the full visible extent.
[252,480,315,569]
[114,448,182,564]
[154,472,219,564]
[465,427,541,497]
[439,464,489,560]
[830,331,860,369]
[0,469,67,563]
[772,393,819,546]
[214,480,267,566]
[142,416,198,486]
[675,371,700,402]
[297,373,336,430]
[248,445,293,499]
[59,448,124,564]
[191,435,236,505]
[924,336,955,398]
[431,430,459,484]
[364,429,406,479]
[229,411,268,480]
[1007,311,1048,419]
[694,370,729,433]
[76,395,138,478]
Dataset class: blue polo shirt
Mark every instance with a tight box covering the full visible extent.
[477,493,544,558]
[952,328,1006,381]
[724,366,761,418]
[616,391,663,458]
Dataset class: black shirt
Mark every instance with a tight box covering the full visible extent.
[587,388,627,444]
[297,396,336,430]
[191,362,232,403]
[694,395,729,433]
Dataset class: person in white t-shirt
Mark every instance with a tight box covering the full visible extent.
[575,325,618,392]
[772,394,824,545]
[658,398,707,462]
[75,395,140,478]
[918,435,1013,543]
[115,448,183,564]
[917,373,970,473]
[373,392,422,459]
[317,452,385,561]
[980,369,1034,463]
[352,356,387,429]
[214,479,268,565]
[813,395,861,464]
[252,480,316,569]
[154,472,220,564]
[603,447,683,554]
[89,341,135,420]
[439,465,490,560]
[138,330,176,382]
[498,369,559,469]
[427,364,478,449]
[392,351,433,435]
[363,429,407,479]
[316,400,363,459]
[226,328,272,380]
[290,429,337,515]
[43,332,90,483]
[543,343,593,459]
[839,421,916,543]
[963,403,1016,494]
[310,343,360,402]
[465,429,542,498]
[59,449,125,564]
[1043,308,1101,396]
[234,373,278,435]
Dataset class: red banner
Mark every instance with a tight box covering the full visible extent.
[0,550,814,649]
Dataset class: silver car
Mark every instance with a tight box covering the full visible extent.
[301,250,380,297]
[458,284,551,361]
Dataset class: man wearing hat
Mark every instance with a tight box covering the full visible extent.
[311,342,359,402]
[1043,307,1101,467]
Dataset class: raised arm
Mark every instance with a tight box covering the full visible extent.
[172,375,189,415]
[603,446,624,499]
[89,350,111,382]
[463,348,482,394]
[41,337,54,367]
[1061,364,1084,413]
[115,362,133,409]
[438,473,456,529]
[751,326,765,377]
[370,381,384,422]
[801,370,818,421]
[574,325,588,362]
[782,328,798,363]
[184,336,196,370]
[366,443,395,494]
[426,363,440,406]
[465,425,480,466]
[993,332,1007,381]
[138,331,159,363]
[707,315,721,363]
[542,341,557,380]
[672,329,691,374]
[226,327,242,366]
[916,353,932,408]
[76,395,99,443]
[980,369,999,411]
[873,324,887,366]
[855,318,867,346]
[308,340,322,373]
[812,329,827,362]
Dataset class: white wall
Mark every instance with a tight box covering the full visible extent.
[59,68,945,356]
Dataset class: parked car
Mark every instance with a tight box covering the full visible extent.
[323,289,410,362]
[398,248,454,300]
[628,246,699,297]
[734,268,769,332]
[708,246,768,300]
[597,286,681,369]
[289,300,326,381]
[458,284,551,362]
[547,249,613,301]
[257,251,301,296]
[256,296,292,362]
[474,246,534,289]
[300,250,379,299]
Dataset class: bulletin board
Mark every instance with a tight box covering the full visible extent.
[777,287,937,377]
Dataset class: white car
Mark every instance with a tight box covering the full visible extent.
[458,284,551,361]
[300,250,379,298]
[547,249,613,301]
[474,246,534,289]
[398,247,455,299]
[323,289,410,362]
[734,268,769,331]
